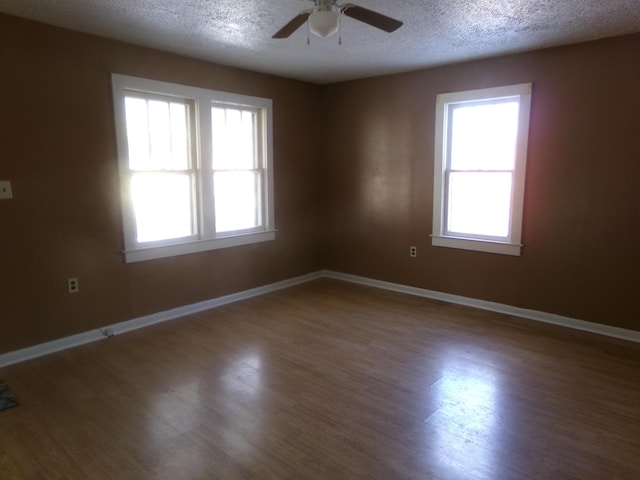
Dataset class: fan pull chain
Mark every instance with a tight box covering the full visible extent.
[307,20,310,45]
[338,16,342,46]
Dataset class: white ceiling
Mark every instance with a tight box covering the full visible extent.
[2,0,640,84]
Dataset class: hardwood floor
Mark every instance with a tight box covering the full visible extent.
[1,278,639,479]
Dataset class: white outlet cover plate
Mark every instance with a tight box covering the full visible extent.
[0,181,13,199]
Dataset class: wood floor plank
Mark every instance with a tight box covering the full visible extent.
[1,278,640,479]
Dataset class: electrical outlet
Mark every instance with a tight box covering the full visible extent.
[410,246,417,257]
[67,277,79,294]
[0,180,13,200]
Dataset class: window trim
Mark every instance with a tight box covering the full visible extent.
[112,74,275,263]
[432,83,532,256]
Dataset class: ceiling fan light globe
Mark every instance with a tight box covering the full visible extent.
[309,11,340,38]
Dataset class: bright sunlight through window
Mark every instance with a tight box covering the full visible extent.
[432,83,532,256]
[211,107,262,233]
[112,74,274,263]
[125,97,193,243]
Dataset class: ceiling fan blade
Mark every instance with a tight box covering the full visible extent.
[272,11,312,38]
[340,4,403,33]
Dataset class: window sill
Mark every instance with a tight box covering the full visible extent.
[431,235,522,256]
[124,230,276,263]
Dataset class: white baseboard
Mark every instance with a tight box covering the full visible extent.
[0,271,323,368]
[321,270,640,344]
[2,269,638,368]
[0,330,106,370]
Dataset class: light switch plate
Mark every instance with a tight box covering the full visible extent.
[0,181,13,200]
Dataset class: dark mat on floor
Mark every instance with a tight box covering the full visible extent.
[0,381,19,411]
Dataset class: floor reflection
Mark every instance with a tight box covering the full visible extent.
[147,351,265,476]
[151,378,203,436]
[424,352,500,478]
[221,351,263,395]
[218,351,265,462]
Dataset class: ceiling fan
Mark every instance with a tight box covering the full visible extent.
[273,0,403,40]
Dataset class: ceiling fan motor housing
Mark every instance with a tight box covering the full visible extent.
[315,0,336,12]
[309,0,340,37]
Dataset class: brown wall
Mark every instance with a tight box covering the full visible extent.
[0,14,324,354]
[1,14,639,356]
[323,33,640,331]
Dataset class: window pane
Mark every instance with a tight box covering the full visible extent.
[214,171,260,233]
[447,172,512,238]
[169,103,189,170]
[131,173,193,242]
[148,100,172,169]
[212,107,255,170]
[450,101,519,171]
[125,98,189,171]
[124,97,150,169]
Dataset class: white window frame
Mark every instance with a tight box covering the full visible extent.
[432,83,532,256]
[112,74,275,263]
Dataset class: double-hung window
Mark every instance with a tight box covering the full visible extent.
[112,74,275,263]
[432,83,532,256]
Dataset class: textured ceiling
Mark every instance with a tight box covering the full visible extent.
[1,0,640,84]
